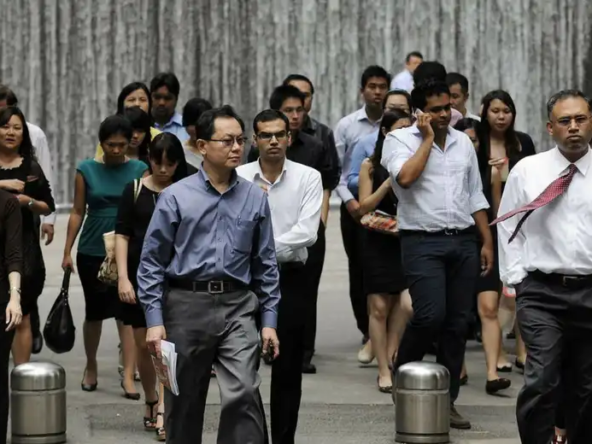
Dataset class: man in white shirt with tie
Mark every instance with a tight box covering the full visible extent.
[237,109,323,444]
[494,90,592,444]
[382,79,493,430]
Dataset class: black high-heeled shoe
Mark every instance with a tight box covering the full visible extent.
[81,369,97,392]
[121,380,141,400]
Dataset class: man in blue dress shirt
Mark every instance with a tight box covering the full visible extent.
[137,105,281,444]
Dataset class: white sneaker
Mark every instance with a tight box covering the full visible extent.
[357,340,375,364]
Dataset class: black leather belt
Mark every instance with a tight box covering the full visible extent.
[168,279,246,294]
[530,270,592,289]
[399,226,476,237]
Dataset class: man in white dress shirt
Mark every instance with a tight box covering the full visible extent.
[237,109,323,444]
[495,90,592,444]
[0,85,55,354]
[382,80,493,429]
[390,51,423,92]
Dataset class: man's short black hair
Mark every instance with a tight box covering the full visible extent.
[150,72,181,98]
[253,109,289,134]
[269,85,305,110]
[546,89,592,118]
[413,61,447,86]
[182,98,213,127]
[446,73,469,94]
[405,51,424,63]
[195,105,245,141]
[411,80,450,111]
[98,115,134,143]
[282,74,315,96]
[361,65,391,89]
[0,85,18,106]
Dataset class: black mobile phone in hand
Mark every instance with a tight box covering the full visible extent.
[262,341,275,364]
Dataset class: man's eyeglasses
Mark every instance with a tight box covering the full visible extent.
[206,136,247,148]
[554,115,591,127]
[256,131,289,141]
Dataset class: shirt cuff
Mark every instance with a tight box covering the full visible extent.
[335,184,354,203]
[41,213,57,225]
[261,310,277,329]
[144,307,164,328]
[503,269,528,287]
[469,195,490,214]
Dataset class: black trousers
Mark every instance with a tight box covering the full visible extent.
[302,222,326,362]
[516,273,592,444]
[1,305,15,443]
[339,204,367,338]
[394,231,479,402]
[270,265,308,444]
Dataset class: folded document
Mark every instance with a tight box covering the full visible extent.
[151,340,179,395]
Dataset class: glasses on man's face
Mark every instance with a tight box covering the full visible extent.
[555,115,591,127]
[206,135,247,148]
[256,131,288,141]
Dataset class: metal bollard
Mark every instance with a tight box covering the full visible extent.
[394,362,450,444]
[11,362,67,444]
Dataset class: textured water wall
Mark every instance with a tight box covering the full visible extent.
[0,0,590,204]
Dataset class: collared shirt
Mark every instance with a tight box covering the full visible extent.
[390,70,414,93]
[497,147,592,286]
[137,168,281,329]
[334,107,381,203]
[154,112,189,143]
[247,131,339,191]
[27,122,56,225]
[381,125,489,231]
[237,159,323,264]
[346,129,379,196]
[183,144,203,169]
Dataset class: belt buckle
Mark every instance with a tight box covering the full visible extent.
[208,281,224,294]
[444,229,456,236]
[562,276,578,287]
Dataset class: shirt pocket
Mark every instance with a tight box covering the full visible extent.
[232,219,258,254]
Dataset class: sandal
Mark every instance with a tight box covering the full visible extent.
[155,412,166,441]
[143,399,159,430]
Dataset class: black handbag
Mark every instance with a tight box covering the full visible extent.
[43,268,76,354]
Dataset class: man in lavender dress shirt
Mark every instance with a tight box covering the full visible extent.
[138,106,280,444]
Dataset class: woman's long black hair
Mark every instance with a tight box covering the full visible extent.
[148,133,190,183]
[0,106,36,171]
[116,82,152,117]
[477,90,521,175]
[122,107,151,163]
[371,109,411,171]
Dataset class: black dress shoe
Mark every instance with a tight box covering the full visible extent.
[302,362,317,374]
[32,332,44,354]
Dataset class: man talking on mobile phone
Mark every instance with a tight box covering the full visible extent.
[381,80,492,430]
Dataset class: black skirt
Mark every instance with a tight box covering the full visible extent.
[76,253,122,321]
[361,228,406,296]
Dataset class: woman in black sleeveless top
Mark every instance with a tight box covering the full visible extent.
[358,110,413,393]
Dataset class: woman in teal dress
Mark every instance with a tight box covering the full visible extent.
[61,115,147,397]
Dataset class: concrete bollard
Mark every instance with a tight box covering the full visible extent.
[11,362,67,444]
[394,362,450,444]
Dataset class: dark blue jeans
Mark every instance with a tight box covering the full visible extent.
[394,231,479,402]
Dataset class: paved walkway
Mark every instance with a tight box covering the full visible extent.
[9,211,521,443]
